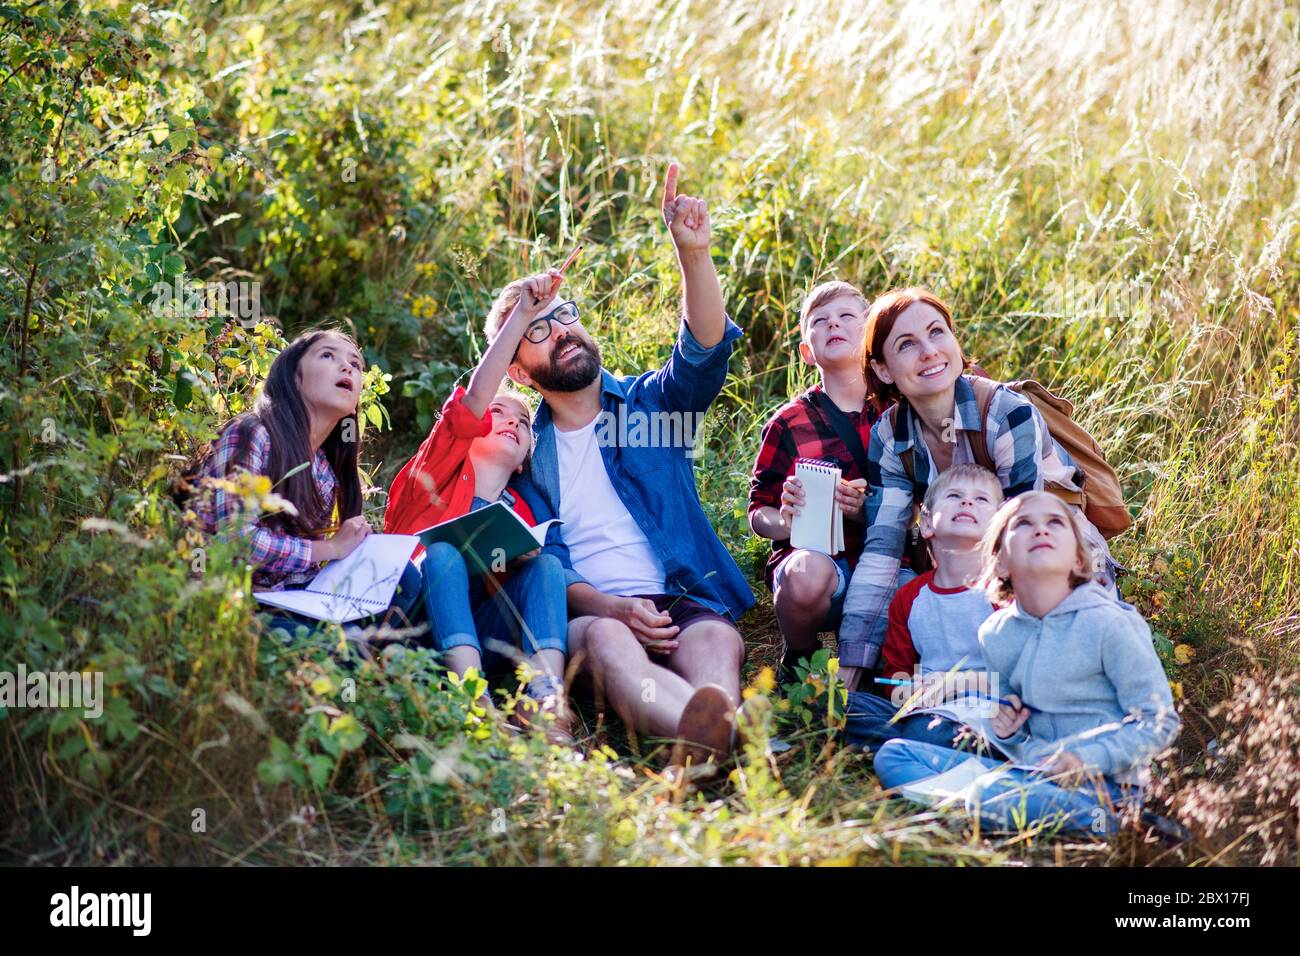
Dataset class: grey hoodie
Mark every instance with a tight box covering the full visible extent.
[977,582,1181,786]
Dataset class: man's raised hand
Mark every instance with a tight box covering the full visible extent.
[661,162,710,253]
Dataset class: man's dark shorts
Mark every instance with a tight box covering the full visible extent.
[631,593,744,661]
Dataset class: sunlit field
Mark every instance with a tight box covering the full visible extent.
[2,0,1298,865]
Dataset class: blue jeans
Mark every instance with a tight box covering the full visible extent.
[261,561,426,651]
[421,542,568,675]
[874,739,1140,836]
[843,691,1002,755]
[773,551,852,631]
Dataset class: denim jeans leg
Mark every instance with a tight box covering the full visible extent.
[421,542,481,654]
[843,691,908,752]
[261,611,321,645]
[970,769,1128,836]
[874,738,996,786]
[471,553,569,675]
[389,561,425,621]
[875,739,1128,837]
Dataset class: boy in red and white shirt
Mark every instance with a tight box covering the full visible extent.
[844,463,1005,752]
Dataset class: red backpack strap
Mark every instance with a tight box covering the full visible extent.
[966,377,999,474]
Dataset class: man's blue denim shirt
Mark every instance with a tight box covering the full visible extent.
[527,317,755,622]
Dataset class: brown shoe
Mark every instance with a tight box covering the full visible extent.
[668,684,737,773]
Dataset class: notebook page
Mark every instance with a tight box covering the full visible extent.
[898,757,993,806]
[304,533,418,606]
[790,459,841,555]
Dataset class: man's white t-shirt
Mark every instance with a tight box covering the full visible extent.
[555,415,666,596]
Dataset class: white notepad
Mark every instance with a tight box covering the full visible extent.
[255,533,419,624]
[897,755,1051,808]
[789,458,844,556]
[898,757,994,806]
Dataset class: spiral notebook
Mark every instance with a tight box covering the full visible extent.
[254,533,419,624]
[789,458,844,556]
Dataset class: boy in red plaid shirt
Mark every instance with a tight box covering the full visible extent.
[748,280,880,687]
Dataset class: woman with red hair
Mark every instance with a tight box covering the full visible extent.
[836,288,1119,692]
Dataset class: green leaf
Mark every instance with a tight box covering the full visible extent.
[173,368,192,409]
[327,714,366,752]
[306,755,334,788]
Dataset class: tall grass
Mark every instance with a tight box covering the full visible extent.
[3,0,1298,864]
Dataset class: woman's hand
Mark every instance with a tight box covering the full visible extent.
[990,693,1031,739]
[314,515,371,563]
[778,476,806,527]
[835,477,867,520]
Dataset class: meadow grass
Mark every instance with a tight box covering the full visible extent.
[2,0,1298,865]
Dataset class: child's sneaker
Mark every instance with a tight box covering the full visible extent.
[513,674,577,745]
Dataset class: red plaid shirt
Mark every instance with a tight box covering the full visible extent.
[748,385,880,588]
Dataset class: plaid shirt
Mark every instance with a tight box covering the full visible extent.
[192,418,335,591]
[749,385,879,588]
[838,374,1084,669]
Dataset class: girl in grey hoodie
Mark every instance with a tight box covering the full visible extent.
[874,492,1180,836]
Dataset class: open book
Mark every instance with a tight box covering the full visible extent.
[417,501,560,576]
[897,753,1076,808]
[255,533,419,624]
[898,756,1001,806]
[789,458,844,556]
[896,693,1029,763]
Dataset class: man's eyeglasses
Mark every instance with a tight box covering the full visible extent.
[522,301,581,344]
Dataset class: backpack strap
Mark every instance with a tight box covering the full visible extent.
[966,376,1000,474]
[804,388,872,477]
[887,404,916,483]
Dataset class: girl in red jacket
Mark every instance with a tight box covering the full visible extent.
[386,270,574,738]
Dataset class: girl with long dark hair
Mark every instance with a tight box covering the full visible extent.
[179,328,420,635]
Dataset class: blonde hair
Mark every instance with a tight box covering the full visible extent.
[484,279,528,343]
[921,463,1003,516]
[976,491,1098,605]
[799,280,868,341]
[492,385,534,418]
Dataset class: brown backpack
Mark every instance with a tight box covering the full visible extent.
[891,376,1132,563]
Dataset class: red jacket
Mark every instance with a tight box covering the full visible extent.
[385,387,536,536]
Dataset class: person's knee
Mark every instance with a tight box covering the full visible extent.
[775,551,836,610]
[422,542,464,579]
[689,621,744,668]
[520,552,563,581]
[872,738,908,781]
[583,617,639,668]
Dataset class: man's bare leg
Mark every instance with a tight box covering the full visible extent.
[567,615,696,738]
[662,619,744,701]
